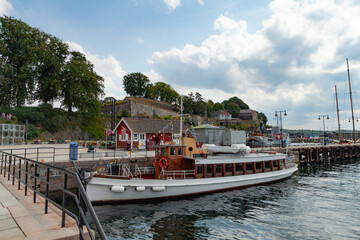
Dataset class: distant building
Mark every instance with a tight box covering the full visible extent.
[211,110,232,120]
[101,97,179,118]
[192,124,224,146]
[113,118,186,150]
[238,109,258,121]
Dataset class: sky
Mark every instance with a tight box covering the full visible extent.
[1,0,360,131]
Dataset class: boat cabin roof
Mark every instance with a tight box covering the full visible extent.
[185,153,286,165]
[155,144,186,148]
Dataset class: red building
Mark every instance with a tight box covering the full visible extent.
[114,118,185,150]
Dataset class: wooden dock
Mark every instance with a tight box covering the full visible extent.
[288,144,360,164]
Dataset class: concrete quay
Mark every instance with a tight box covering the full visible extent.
[0,176,81,240]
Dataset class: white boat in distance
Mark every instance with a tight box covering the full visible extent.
[86,137,298,203]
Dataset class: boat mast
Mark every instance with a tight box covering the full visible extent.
[180,95,183,145]
[346,58,356,142]
[335,85,342,143]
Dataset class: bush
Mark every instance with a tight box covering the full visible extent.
[27,124,41,139]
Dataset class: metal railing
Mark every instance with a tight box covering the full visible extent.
[164,170,195,180]
[0,150,107,240]
[0,146,133,162]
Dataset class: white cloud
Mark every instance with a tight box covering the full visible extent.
[66,41,127,100]
[135,37,144,44]
[198,0,204,5]
[0,0,12,15]
[148,0,360,129]
[163,0,182,10]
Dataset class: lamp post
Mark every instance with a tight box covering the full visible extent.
[318,115,329,145]
[275,110,287,147]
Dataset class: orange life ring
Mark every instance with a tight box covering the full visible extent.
[159,157,168,169]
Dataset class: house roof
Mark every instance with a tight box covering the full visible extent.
[212,110,231,116]
[193,124,221,129]
[115,118,185,133]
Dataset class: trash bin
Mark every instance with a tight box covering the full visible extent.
[282,139,286,148]
[69,142,78,160]
[324,138,327,146]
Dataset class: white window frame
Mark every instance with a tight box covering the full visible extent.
[133,133,138,141]
[119,133,128,141]
[139,133,145,140]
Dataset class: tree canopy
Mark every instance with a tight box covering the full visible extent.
[0,16,104,115]
[222,96,249,110]
[123,72,150,97]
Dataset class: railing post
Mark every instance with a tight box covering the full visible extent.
[8,155,11,181]
[61,173,68,227]
[18,159,21,190]
[33,164,38,203]
[37,148,39,162]
[24,148,27,159]
[12,157,16,185]
[1,153,3,175]
[25,161,28,196]
[3,154,6,177]
[53,148,55,162]
[45,167,50,214]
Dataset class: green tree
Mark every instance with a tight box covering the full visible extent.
[257,112,268,126]
[61,51,104,115]
[225,102,240,116]
[0,16,40,106]
[123,72,150,97]
[36,33,69,103]
[207,100,214,117]
[150,82,179,104]
[223,96,249,110]
[213,102,224,112]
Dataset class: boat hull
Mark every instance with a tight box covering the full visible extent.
[86,166,298,203]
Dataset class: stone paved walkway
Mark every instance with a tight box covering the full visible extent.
[0,175,81,239]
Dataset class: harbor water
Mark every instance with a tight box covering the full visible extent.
[93,160,360,239]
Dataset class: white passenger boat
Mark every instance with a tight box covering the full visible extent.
[86,137,298,203]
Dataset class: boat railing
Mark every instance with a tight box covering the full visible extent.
[164,170,195,180]
[122,164,133,178]
[136,166,155,175]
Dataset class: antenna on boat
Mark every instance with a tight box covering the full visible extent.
[346,58,356,142]
[335,85,342,143]
[180,95,183,145]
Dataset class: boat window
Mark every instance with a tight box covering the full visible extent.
[235,163,243,172]
[273,160,278,168]
[170,147,175,156]
[265,161,271,169]
[246,163,253,171]
[256,162,262,171]
[225,164,232,172]
[280,160,284,167]
[178,147,183,156]
[162,148,167,156]
[216,164,222,173]
[207,165,212,173]
[197,165,203,174]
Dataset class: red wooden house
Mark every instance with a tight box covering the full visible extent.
[113,118,185,150]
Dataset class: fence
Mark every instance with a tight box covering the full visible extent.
[0,146,139,162]
[0,150,107,240]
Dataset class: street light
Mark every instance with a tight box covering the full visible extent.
[275,110,287,147]
[274,110,287,131]
[318,115,329,145]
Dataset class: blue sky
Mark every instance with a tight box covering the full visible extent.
[2,0,360,131]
